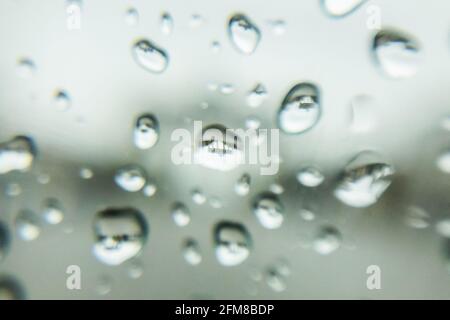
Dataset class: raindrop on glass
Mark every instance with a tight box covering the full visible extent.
[134,114,159,150]
[171,202,191,227]
[160,12,173,35]
[321,0,366,17]
[313,226,342,255]
[228,14,261,55]
[182,239,202,265]
[214,221,252,266]
[124,8,139,27]
[42,198,64,225]
[0,136,36,175]
[252,192,284,229]
[15,210,41,241]
[17,58,36,78]
[235,173,251,196]
[54,90,71,111]
[191,189,206,205]
[246,83,268,108]
[114,165,147,192]
[132,39,169,73]
[296,166,324,187]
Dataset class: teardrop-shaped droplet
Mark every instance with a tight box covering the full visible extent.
[373,29,421,79]
[313,226,342,255]
[296,166,324,187]
[334,151,395,207]
[235,173,251,196]
[182,239,202,265]
[0,276,26,300]
[92,207,148,266]
[171,202,190,227]
[194,124,243,171]
[214,221,252,266]
[15,210,41,241]
[278,83,321,134]
[133,114,159,150]
[114,165,147,192]
[160,12,173,35]
[132,39,169,73]
[228,14,261,55]
[321,0,366,17]
[252,192,284,229]
[0,136,36,174]
[246,83,268,108]
[0,223,11,262]
[42,198,64,225]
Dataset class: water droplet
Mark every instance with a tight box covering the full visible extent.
[160,12,173,35]
[0,223,11,262]
[299,209,315,221]
[127,260,144,279]
[219,83,235,95]
[278,83,320,134]
[404,206,430,229]
[0,136,36,174]
[132,39,169,73]
[267,20,286,36]
[244,116,261,130]
[133,114,159,150]
[54,90,71,111]
[42,198,64,225]
[436,219,450,238]
[437,150,450,174]
[124,8,139,26]
[0,276,26,300]
[17,58,36,78]
[296,166,324,187]
[142,183,157,197]
[269,183,284,195]
[191,189,206,205]
[265,261,290,292]
[194,124,243,171]
[246,83,268,108]
[93,207,148,266]
[115,165,147,192]
[5,183,21,197]
[334,151,394,207]
[252,192,284,229]
[313,226,342,255]
[228,14,261,55]
[321,0,366,17]
[182,239,202,265]
[79,167,94,179]
[214,221,252,266]
[373,29,421,79]
[235,173,251,196]
[171,202,190,227]
[211,41,221,53]
[15,210,41,241]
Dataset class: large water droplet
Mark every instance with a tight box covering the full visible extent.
[0,276,26,300]
[296,166,324,187]
[160,12,173,35]
[228,14,261,55]
[0,136,36,174]
[277,83,320,134]
[252,192,284,229]
[182,239,202,265]
[373,29,421,79]
[246,83,268,108]
[15,210,41,241]
[214,221,252,266]
[334,151,394,207]
[321,0,366,17]
[92,207,148,266]
[313,226,342,255]
[133,114,159,150]
[235,173,251,196]
[194,124,243,171]
[114,165,147,192]
[171,202,191,227]
[132,39,169,73]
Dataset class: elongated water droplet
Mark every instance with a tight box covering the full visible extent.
[160,12,173,35]
[115,165,147,192]
[0,276,26,300]
[278,83,320,134]
[228,14,261,55]
[235,173,251,196]
[246,83,268,108]
[321,0,366,17]
[124,8,139,26]
[93,207,148,266]
[132,39,169,73]
[171,202,190,227]
[182,239,202,265]
[0,223,10,262]
[0,136,36,174]
[194,124,243,171]
[214,221,251,266]
[313,226,342,255]
[297,166,324,187]
[42,198,64,225]
[252,192,284,229]
[133,114,159,150]
[15,210,41,241]
[373,29,421,78]
[334,151,395,207]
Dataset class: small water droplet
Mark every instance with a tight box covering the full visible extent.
[313,226,342,255]
[228,14,261,55]
[0,276,26,300]
[124,8,139,26]
[160,12,173,35]
[0,136,36,174]
[17,58,36,78]
[15,210,41,241]
[246,83,268,108]
[182,239,202,265]
[214,221,252,266]
[278,83,320,134]
[269,183,284,195]
[134,114,159,150]
[93,207,148,266]
[79,167,94,179]
[132,39,169,73]
[235,173,251,196]
[142,183,157,197]
[171,202,190,227]
[296,166,324,187]
[373,29,421,79]
[54,90,71,111]
[191,189,206,205]
[334,151,395,207]
[265,261,290,292]
[321,0,366,17]
[115,165,147,192]
[267,20,286,36]
[252,192,284,229]
[42,198,64,225]
[211,41,221,53]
